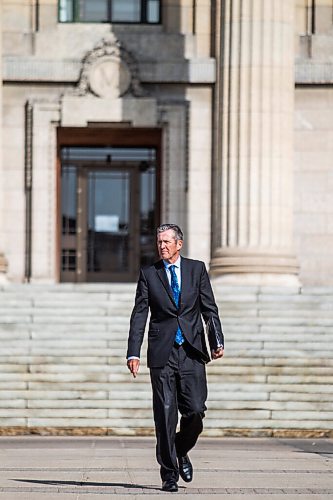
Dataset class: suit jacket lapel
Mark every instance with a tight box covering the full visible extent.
[155,260,176,306]
[179,257,189,313]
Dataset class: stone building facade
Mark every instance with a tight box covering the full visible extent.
[1,0,333,286]
[1,0,333,438]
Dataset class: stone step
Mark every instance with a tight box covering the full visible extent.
[0,309,130,318]
[0,283,332,434]
[203,419,333,430]
[0,367,331,382]
[0,347,331,359]
[0,357,331,373]
[2,324,333,337]
[1,283,332,294]
[260,325,333,333]
[0,350,329,363]
[1,331,332,344]
[4,407,326,422]
[3,295,333,308]
[4,380,331,394]
[1,321,332,334]
[208,382,333,393]
[268,392,333,401]
[221,300,333,310]
[1,284,331,296]
[1,354,331,368]
[225,316,333,325]
[0,324,113,332]
[3,295,333,307]
[1,371,333,387]
[0,284,137,292]
[0,407,279,420]
[1,404,332,420]
[258,308,333,316]
[0,324,256,336]
[2,393,332,407]
[4,415,329,430]
[1,315,130,324]
[6,335,333,347]
[257,293,333,303]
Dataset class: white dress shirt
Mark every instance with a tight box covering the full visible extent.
[163,255,181,289]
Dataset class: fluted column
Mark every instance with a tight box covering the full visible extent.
[0,3,8,280]
[211,0,299,282]
[211,0,298,277]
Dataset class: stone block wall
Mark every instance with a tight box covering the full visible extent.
[294,87,333,285]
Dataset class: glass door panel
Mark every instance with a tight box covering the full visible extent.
[60,145,158,282]
[140,161,157,266]
[61,164,77,281]
[86,169,133,279]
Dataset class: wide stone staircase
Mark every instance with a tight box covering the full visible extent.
[0,283,333,437]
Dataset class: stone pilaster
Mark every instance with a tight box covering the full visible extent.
[211,0,299,282]
[0,3,8,280]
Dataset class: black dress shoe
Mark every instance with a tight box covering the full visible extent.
[162,479,178,492]
[178,454,193,482]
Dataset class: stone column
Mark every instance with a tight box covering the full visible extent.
[0,3,8,280]
[211,0,299,283]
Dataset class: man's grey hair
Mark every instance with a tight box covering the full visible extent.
[157,224,184,241]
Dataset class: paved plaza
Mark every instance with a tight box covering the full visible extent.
[0,436,332,499]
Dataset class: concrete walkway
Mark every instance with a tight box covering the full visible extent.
[0,436,332,499]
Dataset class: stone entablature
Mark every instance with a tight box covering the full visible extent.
[3,57,215,84]
[6,57,333,86]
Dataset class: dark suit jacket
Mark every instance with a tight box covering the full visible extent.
[127,257,224,368]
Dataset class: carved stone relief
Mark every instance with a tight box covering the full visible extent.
[89,56,131,98]
[72,33,145,98]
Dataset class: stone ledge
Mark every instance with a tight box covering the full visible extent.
[3,57,216,83]
[296,61,333,84]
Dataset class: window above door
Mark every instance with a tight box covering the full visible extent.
[59,0,161,24]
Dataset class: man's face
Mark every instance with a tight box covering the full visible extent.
[157,229,183,263]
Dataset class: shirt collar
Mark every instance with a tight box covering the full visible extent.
[163,255,181,269]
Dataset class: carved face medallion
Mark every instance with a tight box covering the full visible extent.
[89,56,131,98]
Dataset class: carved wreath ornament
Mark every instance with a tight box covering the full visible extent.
[74,34,145,98]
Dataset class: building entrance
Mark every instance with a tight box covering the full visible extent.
[60,146,158,282]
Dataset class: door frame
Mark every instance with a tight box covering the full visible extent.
[57,127,162,282]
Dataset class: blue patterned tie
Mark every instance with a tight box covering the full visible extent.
[169,265,184,345]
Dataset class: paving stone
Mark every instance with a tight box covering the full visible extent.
[0,437,332,498]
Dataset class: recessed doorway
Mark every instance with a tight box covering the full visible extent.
[58,132,160,282]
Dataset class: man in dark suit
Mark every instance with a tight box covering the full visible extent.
[127,224,224,492]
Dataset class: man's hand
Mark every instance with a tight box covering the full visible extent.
[212,347,224,360]
[127,359,140,378]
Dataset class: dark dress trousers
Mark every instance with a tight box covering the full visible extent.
[127,257,224,481]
